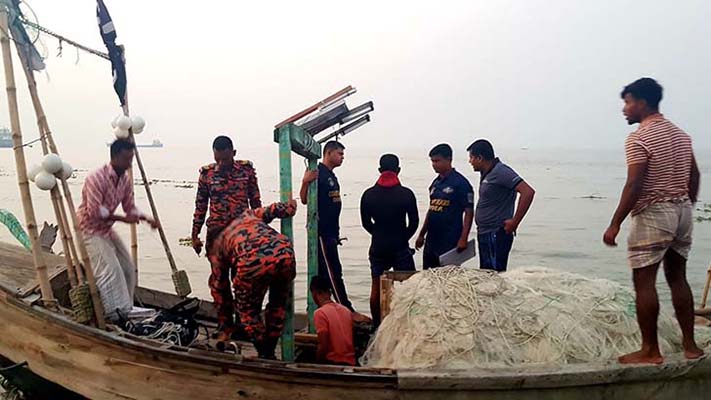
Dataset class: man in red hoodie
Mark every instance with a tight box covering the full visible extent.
[360,154,419,326]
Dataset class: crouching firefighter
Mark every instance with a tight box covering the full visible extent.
[208,200,298,359]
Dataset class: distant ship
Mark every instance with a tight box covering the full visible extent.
[0,127,12,148]
[106,138,164,148]
[137,139,164,148]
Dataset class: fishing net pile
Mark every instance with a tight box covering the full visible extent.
[361,266,686,369]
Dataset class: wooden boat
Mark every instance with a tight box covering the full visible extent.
[2,241,711,400]
[2,2,711,399]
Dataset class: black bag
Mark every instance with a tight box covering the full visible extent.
[121,298,201,347]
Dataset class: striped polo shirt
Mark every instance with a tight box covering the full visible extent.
[625,114,694,215]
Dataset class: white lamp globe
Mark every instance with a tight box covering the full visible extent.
[35,171,57,191]
[59,161,73,180]
[28,164,42,182]
[131,116,146,134]
[116,115,131,130]
[41,153,63,174]
[114,127,130,139]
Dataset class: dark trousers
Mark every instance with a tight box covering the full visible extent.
[422,242,444,269]
[234,256,296,345]
[318,236,354,311]
[478,228,514,272]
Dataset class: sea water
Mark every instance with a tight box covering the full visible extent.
[1,144,710,312]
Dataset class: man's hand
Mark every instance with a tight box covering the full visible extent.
[145,217,160,230]
[192,236,203,255]
[456,238,468,253]
[603,224,620,247]
[288,199,298,210]
[503,219,518,235]
[124,214,140,224]
[302,169,318,184]
[415,235,425,251]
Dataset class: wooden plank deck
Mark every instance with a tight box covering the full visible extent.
[0,242,66,297]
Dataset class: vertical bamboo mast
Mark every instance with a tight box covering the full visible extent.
[121,78,138,269]
[121,100,184,289]
[0,9,54,302]
[122,102,139,269]
[120,47,189,296]
[277,125,295,361]
[13,42,78,288]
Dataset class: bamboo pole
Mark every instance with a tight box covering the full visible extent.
[701,263,711,309]
[57,174,105,328]
[121,88,190,296]
[120,99,139,270]
[57,194,83,282]
[13,42,79,288]
[48,181,77,286]
[0,9,54,303]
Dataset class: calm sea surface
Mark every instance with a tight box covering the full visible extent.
[2,143,710,312]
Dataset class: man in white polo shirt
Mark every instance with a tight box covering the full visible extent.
[604,77,703,364]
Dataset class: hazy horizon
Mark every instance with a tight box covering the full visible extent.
[1,0,710,155]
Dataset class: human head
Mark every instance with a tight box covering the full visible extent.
[323,141,345,169]
[109,139,135,173]
[467,139,496,172]
[212,135,236,168]
[378,154,400,174]
[309,276,332,306]
[428,143,453,174]
[621,78,663,125]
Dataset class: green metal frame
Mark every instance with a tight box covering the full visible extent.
[275,123,321,361]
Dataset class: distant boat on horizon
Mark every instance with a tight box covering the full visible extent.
[0,127,12,148]
[106,138,164,148]
[137,139,164,148]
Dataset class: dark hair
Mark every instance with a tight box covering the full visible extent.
[429,143,452,160]
[379,154,399,172]
[467,140,495,161]
[323,140,345,154]
[621,78,663,109]
[110,139,135,158]
[309,276,332,294]
[212,135,234,151]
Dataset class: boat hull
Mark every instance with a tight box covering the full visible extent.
[3,290,711,400]
[0,290,397,399]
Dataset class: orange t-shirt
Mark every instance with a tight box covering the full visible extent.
[314,302,355,365]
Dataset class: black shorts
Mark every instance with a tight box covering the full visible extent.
[370,248,416,278]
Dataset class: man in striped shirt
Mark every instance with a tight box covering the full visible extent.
[78,139,158,320]
[603,78,703,364]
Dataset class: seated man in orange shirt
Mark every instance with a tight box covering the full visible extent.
[310,276,356,366]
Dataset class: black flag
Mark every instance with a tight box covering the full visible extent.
[96,0,127,106]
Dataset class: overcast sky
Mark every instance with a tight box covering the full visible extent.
[1,0,710,153]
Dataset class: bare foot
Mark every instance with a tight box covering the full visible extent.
[618,349,664,365]
[684,346,705,360]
